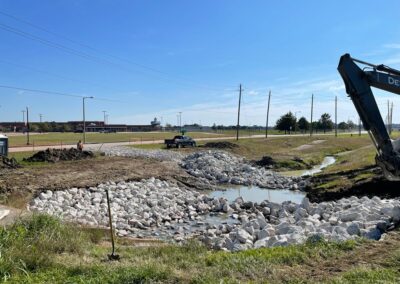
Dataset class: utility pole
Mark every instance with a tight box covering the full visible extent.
[83,96,94,143]
[387,100,390,132]
[390,102,394,135]
[236,84,242,141]
[26,107,30,145]
[102,111,107,126]
[265,90,271,138]
[179,112,182,132]
[335,96,338,137]
[21,110,26,124]
[310,94,314,137]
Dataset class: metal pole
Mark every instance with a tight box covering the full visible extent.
[265,90,271,138]
[102,111,107,127]
[179,112,182,133]
[106,189,119,260]
[26,107,30,145]
[335,96,338,137]
[83,97,86,143]
[82,96,94,143]
[236,84,242,141]
[390,102,394,135]
[310,94,314,137]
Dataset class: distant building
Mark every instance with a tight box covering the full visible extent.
[151,117,161,127]
[0,118,162,133]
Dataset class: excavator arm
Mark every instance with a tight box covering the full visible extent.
[338,53,400,180]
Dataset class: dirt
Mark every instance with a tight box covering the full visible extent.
[0,156,197,208]
[306,166,400,202]
[0,156,20,169]
[254,155,276,168]
[203,141,239,149]
[23,148,94,163]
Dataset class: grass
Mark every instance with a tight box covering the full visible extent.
[7,129,363,148]
[2,215,365,283]
[7,131,230,147]
[131,134,374,172]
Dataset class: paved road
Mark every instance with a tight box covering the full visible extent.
[8,132,367,153]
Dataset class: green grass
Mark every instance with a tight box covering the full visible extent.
[7,131,230,147]
[8,151,36,162]
[7,129,367,148]
[329,268,400,283]
[0,215,364,283]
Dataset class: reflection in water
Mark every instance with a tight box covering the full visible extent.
[209,186,306,204]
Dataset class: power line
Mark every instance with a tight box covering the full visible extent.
[0,84,124,103]
[0,10,233,92]
[0,58,117,91]
[0,84,82,98]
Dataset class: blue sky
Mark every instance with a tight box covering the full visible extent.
[1,0,400,126]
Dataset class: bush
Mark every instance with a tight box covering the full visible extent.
[0,214,88,279]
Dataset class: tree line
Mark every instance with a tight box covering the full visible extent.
[275,111,357,134]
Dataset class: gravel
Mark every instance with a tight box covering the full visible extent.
[28,178,400,251]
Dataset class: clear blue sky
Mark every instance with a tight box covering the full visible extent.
[1,0,400,126]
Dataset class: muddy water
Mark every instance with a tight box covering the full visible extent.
[301,156,336,176]
[209,185,306,204]
[281,156,336,177]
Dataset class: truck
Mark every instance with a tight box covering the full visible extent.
[164,135,196,148]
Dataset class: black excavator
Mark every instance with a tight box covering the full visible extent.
[338,54,400,180]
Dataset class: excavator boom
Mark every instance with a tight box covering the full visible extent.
[338,54,400,180]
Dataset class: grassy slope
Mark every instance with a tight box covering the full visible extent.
[3,215,400,283]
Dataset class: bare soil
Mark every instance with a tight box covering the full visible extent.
[0,156,195,208]
[306,166,400,202]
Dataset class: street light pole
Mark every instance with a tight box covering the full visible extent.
[83,96,94,143]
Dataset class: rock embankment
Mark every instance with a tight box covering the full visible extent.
[181,151,305,190]
[28,179,400,251]
[204,195,400,251]
[103,146,184,162]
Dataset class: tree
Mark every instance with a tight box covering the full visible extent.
[297,117,309,132]
[61,124,72,132]
[38,122,50,132]
[347,120,356,130]
[29,124,39,132]
[338,121,349,131]
[318,113,334,133]
[275,112,297,134]
[211,123,217,131]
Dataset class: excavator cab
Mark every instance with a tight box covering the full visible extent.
[338,54,400,180]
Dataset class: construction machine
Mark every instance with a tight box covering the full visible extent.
[338,54,400,180]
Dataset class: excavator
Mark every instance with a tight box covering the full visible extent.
[338,54,400,181]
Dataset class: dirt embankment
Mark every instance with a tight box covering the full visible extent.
[0,156,192,208]
[23,148,94,163]
[306,166,400,202]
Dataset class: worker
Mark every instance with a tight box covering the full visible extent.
[77,140,83,151]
